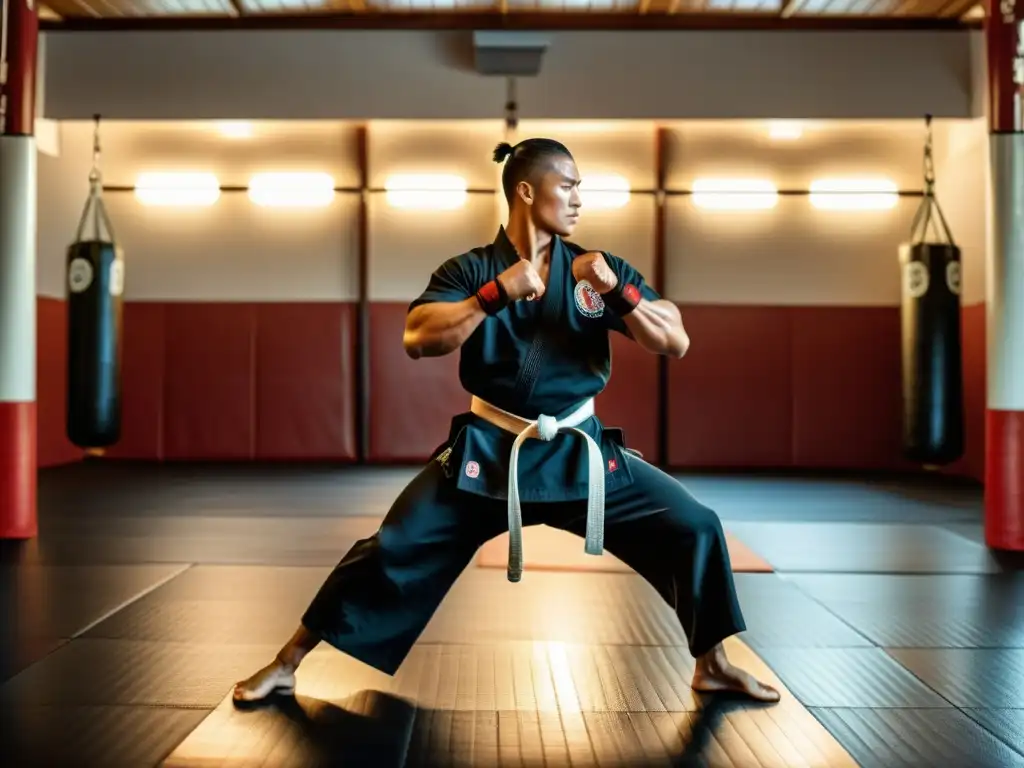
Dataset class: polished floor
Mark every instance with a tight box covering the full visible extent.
[3,461,1024,767]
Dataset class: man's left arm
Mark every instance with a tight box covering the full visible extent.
[614,293,690,359]
[573,251,690,359]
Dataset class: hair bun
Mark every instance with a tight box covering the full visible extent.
[492,142,515,163]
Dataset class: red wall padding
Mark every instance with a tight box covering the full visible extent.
[596,333,660,461]
[668,306,795,467]
[369,303,466,462]
[107,302,166,459]
[667,304,988,472]
[36,297,82,468]
[163,303,257,459]
[255,303,357,460]
[368,303,660,462]
[36,299,988,475]
[789,307,906,469]
[106,302,357,461]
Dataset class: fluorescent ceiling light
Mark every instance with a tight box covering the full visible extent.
[134,172,220,207]
[692,178,779,211]
[580,174,631,210]
[384,174,468,210]
[768,121,803,140]
[216,121,254,139]
[810,178,899,210]
[248,172,335,208]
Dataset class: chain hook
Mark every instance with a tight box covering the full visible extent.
[923,113,935,192]
[908,113,955,247]
[88,113,103,190]
[74,113,116,245]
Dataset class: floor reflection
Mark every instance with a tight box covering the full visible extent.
[169,688,798,768]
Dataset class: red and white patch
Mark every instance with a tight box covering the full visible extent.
[607,458,618,472]
[574,280,605,318]
[464,460,480,478]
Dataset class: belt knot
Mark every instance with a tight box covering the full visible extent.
[535,414,559,441]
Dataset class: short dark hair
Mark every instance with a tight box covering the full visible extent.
[492,138,574,203]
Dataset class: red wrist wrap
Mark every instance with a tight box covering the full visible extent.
[602,283,641,316]
[476,279,510,315]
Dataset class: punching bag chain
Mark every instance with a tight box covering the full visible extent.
[923,114,936,193]
[909,114,955,247]
[74,114,117,245]
[89,113,103,190]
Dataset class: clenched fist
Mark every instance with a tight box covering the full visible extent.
[571,251,618,294]
[497,259,546,302]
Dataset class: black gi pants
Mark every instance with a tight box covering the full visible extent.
[302,453,746,675]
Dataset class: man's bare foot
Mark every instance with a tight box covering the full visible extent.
[691,644,781,704]
[232,659,297,704]
[232,625,319,705]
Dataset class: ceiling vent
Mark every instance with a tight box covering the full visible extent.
[472,31,551,77]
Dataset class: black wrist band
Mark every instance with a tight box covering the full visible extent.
[476,278,510,316]
[602,283,642,316]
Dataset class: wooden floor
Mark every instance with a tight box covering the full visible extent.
[3,462,1024,767]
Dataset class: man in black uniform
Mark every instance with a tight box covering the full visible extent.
[233,138,780,705]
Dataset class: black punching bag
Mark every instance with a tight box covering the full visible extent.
[66,240,124,448]
[900,115,964,466]
[66,116,124,450]
[899,241,965,465]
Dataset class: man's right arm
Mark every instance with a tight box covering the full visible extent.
[403,297,489,359]
[403,256,542,359]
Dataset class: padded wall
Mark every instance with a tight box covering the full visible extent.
[36,297,81,468]
[660,121,988,473]
[33,118,989,475]
[38,122,364,462]
[103,302,357,461]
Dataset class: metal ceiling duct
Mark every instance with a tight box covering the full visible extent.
[472,31,551,77]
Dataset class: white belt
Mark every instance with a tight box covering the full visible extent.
[470,395,606,582]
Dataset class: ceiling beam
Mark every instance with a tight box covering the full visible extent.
[39,11,979,33]
[780,0,805,18]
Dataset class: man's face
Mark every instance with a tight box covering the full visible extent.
[517,155,583,238]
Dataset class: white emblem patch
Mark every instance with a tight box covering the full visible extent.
[946,261,961,296]
[904,261,929,300]
[574,280,605,318]
[68,258,94,294]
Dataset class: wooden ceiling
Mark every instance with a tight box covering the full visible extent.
[38,0,985,30]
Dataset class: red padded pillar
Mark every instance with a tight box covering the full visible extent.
[984,0,1024,550]
[0,0,39,538]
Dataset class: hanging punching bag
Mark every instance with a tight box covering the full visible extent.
[899,115,964,466]
[66,116,125,449]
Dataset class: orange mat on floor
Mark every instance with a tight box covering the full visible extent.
[476,525,773,574]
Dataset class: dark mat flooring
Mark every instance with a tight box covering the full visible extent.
[3,462,1023,767]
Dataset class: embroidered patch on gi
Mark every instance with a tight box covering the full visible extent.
[608,458,618,472]
[574,280,605,318]
[464,460,480,478]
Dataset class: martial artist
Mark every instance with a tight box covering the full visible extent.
[233,138,781,705]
